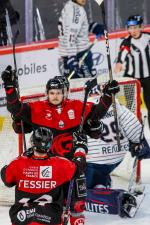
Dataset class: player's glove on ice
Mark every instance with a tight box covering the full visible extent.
[1,65,17,89]
[103,80,120,97]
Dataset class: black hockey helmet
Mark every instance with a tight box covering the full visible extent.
[46,77,64,93]
[54,76,70,91]
[30,127,53,153]
[126,15,143,27]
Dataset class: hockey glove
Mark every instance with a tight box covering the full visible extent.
[1,65,17,89]
[72,131,87,175]
[103,80,120,97]
[89,22,105,38]
[66,56,79,73]
[12,116,33,134]
[129,138,150,160]
[84,119,104,139]
[73,155,86,175]
[73,131,88,152]
[119,192,137,218]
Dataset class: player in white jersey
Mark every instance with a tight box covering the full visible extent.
[58,0,105,78]
[85,87,150,217]
[86,91,150,189]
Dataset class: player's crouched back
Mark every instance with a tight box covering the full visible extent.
[1,127,85,225]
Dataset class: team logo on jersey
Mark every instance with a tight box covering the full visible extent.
[68,109,75,119]
[51,133,72,157]
[40,166,52,179]
[17,208,36,222]
[45,110,52,120]
[56,106,62,114]
[17,210,26,222]
[59,120,64,128]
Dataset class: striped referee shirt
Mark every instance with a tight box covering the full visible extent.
[58,0,90,57]
[117,32,150,79]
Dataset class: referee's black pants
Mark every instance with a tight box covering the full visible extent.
[139,77,150,129]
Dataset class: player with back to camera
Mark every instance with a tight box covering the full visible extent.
[58,0,105,78]
[85,85,150,217]
[114,15,150,129]
[1,127,87,225]
[1,66,120,224]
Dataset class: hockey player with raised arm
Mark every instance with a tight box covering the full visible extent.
[58,0,105,78]
[1,66,119,160]
[85,87,150,217]
[1,66,119,225]
[1,127,87,225]
[11,76,70,134]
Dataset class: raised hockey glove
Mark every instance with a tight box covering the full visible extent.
[1,65,17,89]
[103,80,120,97]
[84,119,104,139]
[89,22,105,38]
[119,192,137,218]
[66,56,79,73]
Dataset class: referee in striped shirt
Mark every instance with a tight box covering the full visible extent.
[114,15,150,128]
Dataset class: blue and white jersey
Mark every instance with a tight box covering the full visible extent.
[58,0,90,57]
[87,97,142,165]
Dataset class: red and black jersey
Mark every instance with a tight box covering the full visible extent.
[1,155,76,225]
[6,88,112,158]
[29,99,92,131]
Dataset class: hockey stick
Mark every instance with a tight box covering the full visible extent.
[63,179,74,225]
[63,78,97,225]
[94,0,121,152]
[128,116,146,194]
[12,30,27,152]
[13,30,20,95]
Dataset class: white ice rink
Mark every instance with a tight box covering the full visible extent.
[1,115,150,225]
